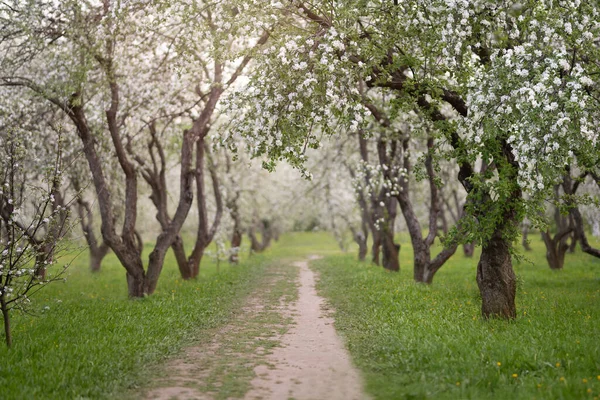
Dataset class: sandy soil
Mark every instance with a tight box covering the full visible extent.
[244,258,368,400]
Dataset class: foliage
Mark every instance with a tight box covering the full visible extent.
[313,235,600,399]
[225,0,600,247]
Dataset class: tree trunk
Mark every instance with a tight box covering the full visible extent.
[541,230,569,270]
[188,137,223,279]
[521,222,532,251]
[463,242,475,257]
[390,136,457,283]
[356,232,368,261]
[229,229,242,264]
[380,196,400,271]
[89,244,109,272]
[381,231,400,271]
[171,236,191,278]
[412,241,433,283]
[126,271,147,298]
[563,171,600,259]
[227,192,243,264]
[414,262,434,284]
[249,226,261,253]
[354,133,383,266]
[1,295,11,348]
[73,183,110,273]
[249,219,272,253]
[476,231,517,319]
[570,206,600,258]
[260,221,273,250]
[188,250,205,279]
[371,233,381,265]
[568,231,577,253]
[34,183,69,279]
[546,244,567,270]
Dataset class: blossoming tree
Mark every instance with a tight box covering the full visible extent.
[226,0,600,318]
[1,0,268,296]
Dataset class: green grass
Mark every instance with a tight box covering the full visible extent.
[3,230,598,400]
[0,231,341,399]
[312,234,600,400]
[0,238,285,400]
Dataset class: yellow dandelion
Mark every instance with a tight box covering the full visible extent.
[587,388,592,394]
[512,374,518,378]
[537,384,542,389]
[456,382,460,386]
[560,377,565,382]
[555,362,560,367]
[583,378,588,383]
[597,375,600,380]
[497,362,501,367]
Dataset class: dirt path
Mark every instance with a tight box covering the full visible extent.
[140,258,367,400]
[245,258,367,400]
[142,264,298,400]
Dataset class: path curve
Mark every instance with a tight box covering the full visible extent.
[245,257,368,400]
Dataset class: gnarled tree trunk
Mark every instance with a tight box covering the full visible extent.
[380,197,400,271]
[475,140,520,319]
[249,218,273,253]
[564,171,600,259]
[188,136,223,278]
[521,221,532,251]
[477,228,517,319]
[228,196,243,264]
[540,185,573,270]
[73,179,110,272]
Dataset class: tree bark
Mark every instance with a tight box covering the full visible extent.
[355,133,384,265]
[249,219,273,253]
[229,229,242,264]
[476,228,517,319]
[344,154,371,262]
[89,245,109,272]
[354,229,368,261]
[541,230,569,270]
[392,136,457,282]
[474,139,520,319]
[72,175,110,272]
[462,243,475,257]
[521,222,532,251]
[381,197,400,271]
[1,295,11,348]
[371,234,381,265]
[145,130,196,292]
[570,206,600,258]
[564,172,600,259]
[540,187,572,270]
[188,136,223,278]
[128,123,195,284]
[357,236,368,261]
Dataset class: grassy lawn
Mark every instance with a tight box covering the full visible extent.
[1,230,598,400]
[313,234,600,399]
[0,237,294,400]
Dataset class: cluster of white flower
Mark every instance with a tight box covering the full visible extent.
[226,17,369,170]
[456,2,600,196]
